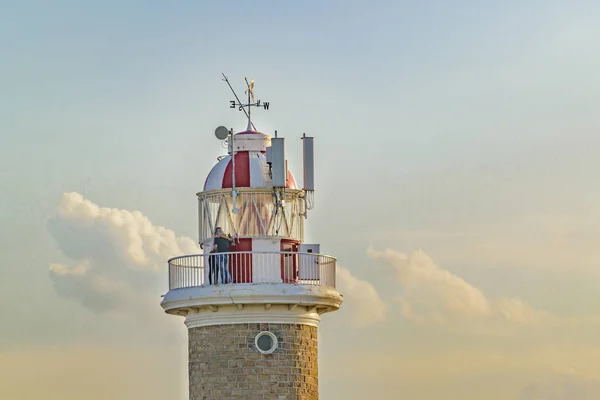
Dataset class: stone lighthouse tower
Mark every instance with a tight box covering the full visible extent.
[160,76,343,400]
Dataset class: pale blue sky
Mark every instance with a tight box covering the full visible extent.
[1,2,600,399]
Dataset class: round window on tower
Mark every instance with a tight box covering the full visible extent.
[255,331,278,354]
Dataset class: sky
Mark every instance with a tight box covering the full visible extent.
[1,1,600,399]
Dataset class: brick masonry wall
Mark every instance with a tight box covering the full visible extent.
[189,323,319,400]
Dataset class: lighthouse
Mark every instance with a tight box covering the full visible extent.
[160,76,343,399]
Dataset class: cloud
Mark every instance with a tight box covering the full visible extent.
[367,247,547,326]
[336,266,386,326]
[49,262,88,276]
[47,192,200,314]
[50,192,198,272]
[49,261,141,313]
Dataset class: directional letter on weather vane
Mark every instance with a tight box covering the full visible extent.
[229,99,270,110]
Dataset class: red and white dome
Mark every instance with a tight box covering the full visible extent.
[203,130,298,191]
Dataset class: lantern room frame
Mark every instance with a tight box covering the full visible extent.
[198,187,306,244]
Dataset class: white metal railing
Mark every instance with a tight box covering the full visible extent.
[168,251,336,290]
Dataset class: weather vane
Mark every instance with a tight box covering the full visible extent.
[222,73,270,131]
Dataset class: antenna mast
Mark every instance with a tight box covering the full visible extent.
[245,77,254,130]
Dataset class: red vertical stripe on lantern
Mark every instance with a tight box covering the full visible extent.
[281,239,299,283]
[222,152,251,188]
[231,238,252,283]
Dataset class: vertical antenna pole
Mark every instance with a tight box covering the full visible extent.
[231,128,239,214]
[302,133,315,216]
[246,78,251,128]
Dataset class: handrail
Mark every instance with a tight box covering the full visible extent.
[168,251,336,290]
[196,187,304,196]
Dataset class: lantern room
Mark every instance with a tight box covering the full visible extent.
[197,128,317,284]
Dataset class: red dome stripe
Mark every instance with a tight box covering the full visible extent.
[222,152,251,188]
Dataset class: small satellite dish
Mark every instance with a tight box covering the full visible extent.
[215,126,229,140]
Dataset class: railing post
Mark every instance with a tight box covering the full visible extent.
[168,263,171,290]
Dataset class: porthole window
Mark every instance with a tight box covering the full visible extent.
[255,331,278,354]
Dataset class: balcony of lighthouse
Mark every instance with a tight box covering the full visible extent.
[160,187,342,326]
[161,250,341,326]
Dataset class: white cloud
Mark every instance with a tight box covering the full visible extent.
[367,246,547,326]
[47,192,200,314]
[49,262,89,276]
[495,297,541,324]
[53,192,199,272]
[49,260,142,314]
[336,266,386,326]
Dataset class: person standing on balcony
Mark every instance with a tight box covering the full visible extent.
[213,226,234,284]
[200,238,218,285]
